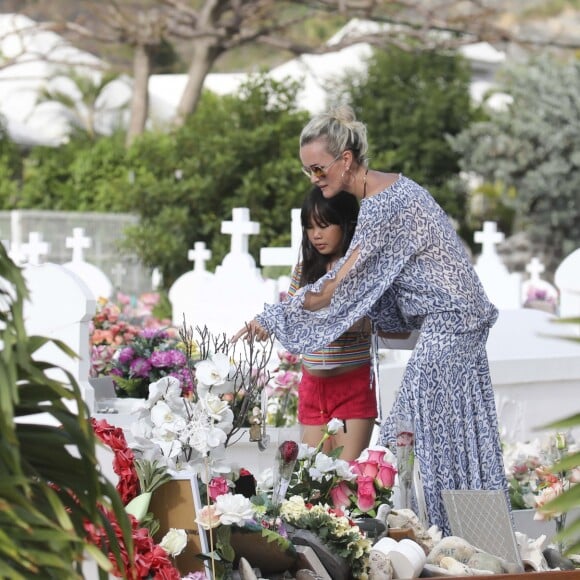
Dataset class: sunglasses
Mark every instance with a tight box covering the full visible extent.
[301,154,342,179]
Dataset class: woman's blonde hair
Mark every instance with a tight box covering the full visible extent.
[299,104,369,166]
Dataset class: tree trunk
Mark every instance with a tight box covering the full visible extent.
[173,38,221,128]
[126,43,151,147]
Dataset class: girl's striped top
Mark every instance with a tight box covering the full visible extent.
[287,264,371,370]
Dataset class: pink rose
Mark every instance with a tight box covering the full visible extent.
[330,481,352,509]
[349,461,364,476]
[356,475,376,513]
[354,460,379,479]
[376,463,397,488]
[208,477,229,502]
[366,449,387,464]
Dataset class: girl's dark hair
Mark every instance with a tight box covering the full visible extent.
[300,187,359,286]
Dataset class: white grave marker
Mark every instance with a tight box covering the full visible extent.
[22,262,97,412]
[21,231,50,265]
[63,227,113,301]
[555,248,580,318]
[521,256,558,314]
[260,208,302,299]
[260,208,302,268]
[169,241,214,328]
[170,209,278,337]
[188,241,212,272]
[473,221,521,309]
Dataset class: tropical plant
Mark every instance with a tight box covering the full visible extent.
[539,315,580,555]
[0,245,132,579]
[449,55,580,273]
[332,46,482,238]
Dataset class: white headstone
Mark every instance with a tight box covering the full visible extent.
[188,241,212,272]
[555,248,580,318]
[22,262,97,412]
[521,256,558,314]
[260,208,302,269]
[378,308,580,444]
[62,227,113,301]
[66,226,91,262]
[20,231,50,265]
[170,209,278,337]
[473,221,521,309]
[169,241,215,328]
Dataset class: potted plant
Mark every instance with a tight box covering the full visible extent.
[0,246,131,578]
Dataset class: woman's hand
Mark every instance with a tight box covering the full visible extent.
[231,319,270,343]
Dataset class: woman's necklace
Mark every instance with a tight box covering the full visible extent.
[362,168,369,199]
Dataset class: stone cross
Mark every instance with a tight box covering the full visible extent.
[188,241,212,272]
[21,231,50,266]
[66,227,92,263]
[260,208,302,268]
[526,256,545,281]
[474,221,505,258]
[221,208,259,254]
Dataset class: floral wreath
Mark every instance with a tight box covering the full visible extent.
[91,417,140,505]
[90,418,182,579]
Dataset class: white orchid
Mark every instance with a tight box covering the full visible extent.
[195,352,232,388]
[147,376,182,408]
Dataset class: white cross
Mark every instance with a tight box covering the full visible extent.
[111,262,127,289]
[221,208,259,254]
[66,227,91,263]
[188,241,212,272]
[151,267,163,290]
[526,256,545,281]
[260,208,302,267]
[474,221,504,257]
[21,232,50,266]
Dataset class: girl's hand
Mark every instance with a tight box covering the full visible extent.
[231,319,270,343]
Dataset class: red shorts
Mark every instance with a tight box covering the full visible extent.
[298,363,377,425]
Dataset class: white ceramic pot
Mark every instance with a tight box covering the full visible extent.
[389,538,426,579]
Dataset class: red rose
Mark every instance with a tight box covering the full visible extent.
[208,476,230,502]
[279,440,299,464]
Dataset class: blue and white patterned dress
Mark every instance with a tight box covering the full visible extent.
[256,175,508,534]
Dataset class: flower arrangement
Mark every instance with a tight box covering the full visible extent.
[265,350,300,427]
[90,292,173,378]
[504,431,580,547]
[110,328,193,399]
[90,298,141,377]
[90,417,184,579]
[130,375,234,478]
[280,495,372,578]
[287,419,357,506]
[286,420,397,519]
[195,467,295,580]
[347,445,397,518]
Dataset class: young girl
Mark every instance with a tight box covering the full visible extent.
[288,187,376,461]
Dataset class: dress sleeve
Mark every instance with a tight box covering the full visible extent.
[256,191,423,353]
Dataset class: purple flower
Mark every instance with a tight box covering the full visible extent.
[118,347,135,365]
[130,357,152,378]
[168,349,187,367]
[149,350,173,368]
[139,328,169,340]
